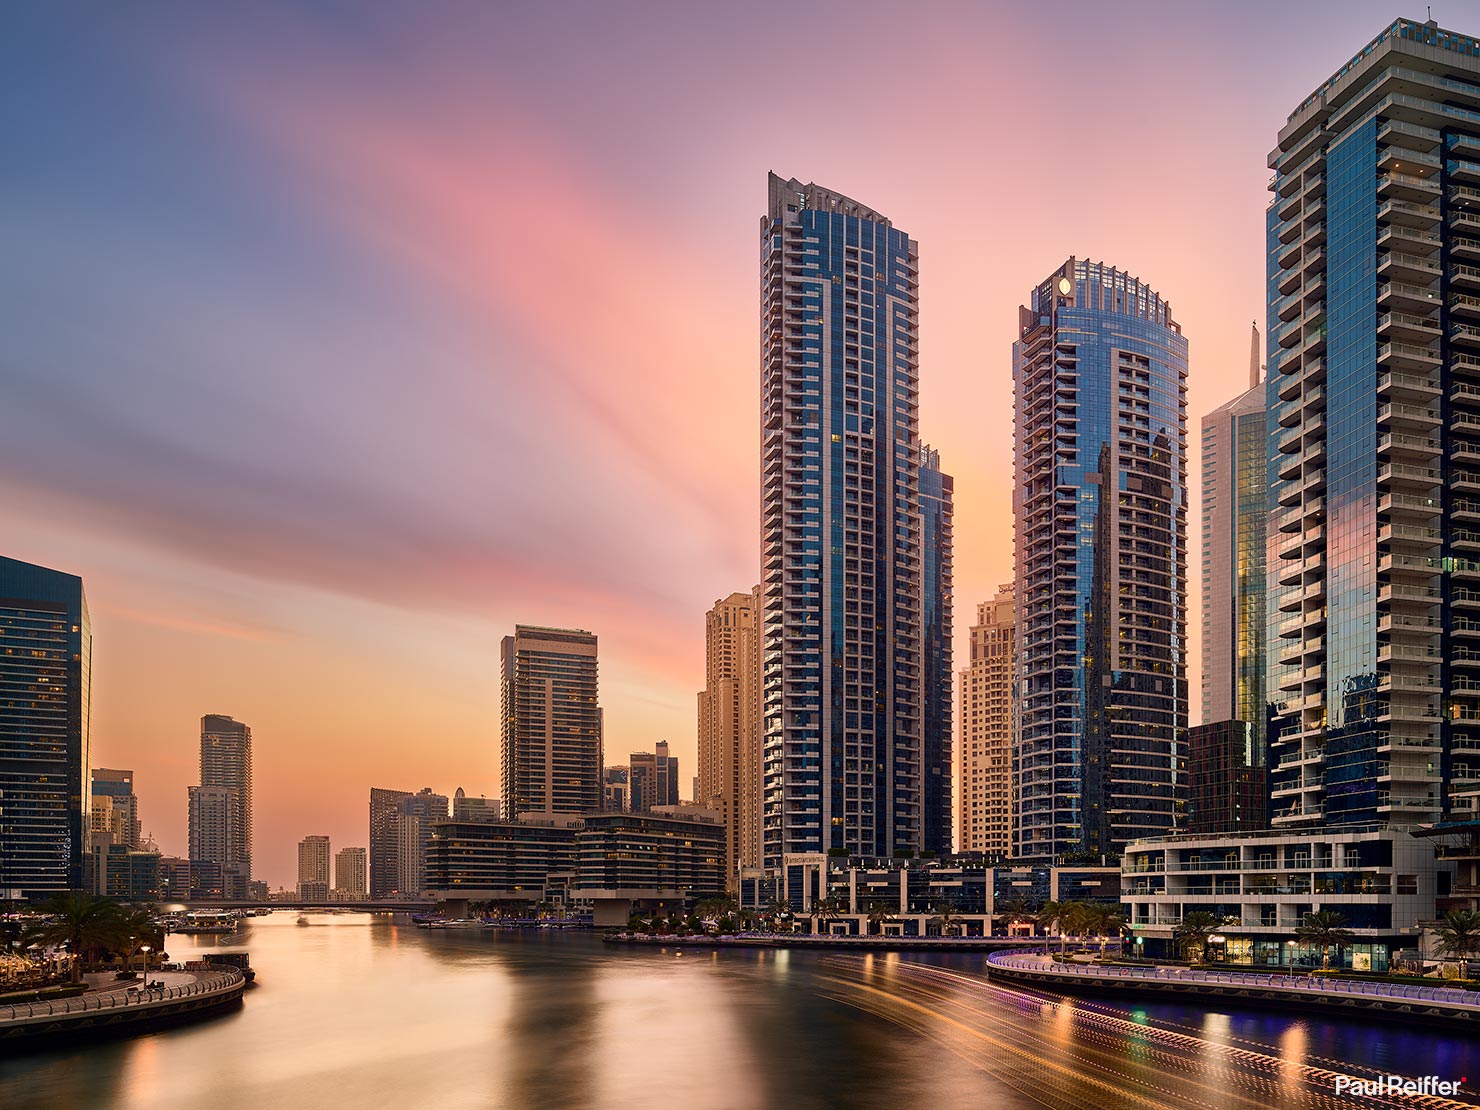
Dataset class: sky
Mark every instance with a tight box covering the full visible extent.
[1,0,1417,887]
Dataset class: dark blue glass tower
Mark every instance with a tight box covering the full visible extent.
[761,173,943,865]
[1012,260,1189,860]
[0,555,91,898]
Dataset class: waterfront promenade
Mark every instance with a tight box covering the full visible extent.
[605,932,1045,952]
[986,949,1480,1027]
[0,968,246,1047]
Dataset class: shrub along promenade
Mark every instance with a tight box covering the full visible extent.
[985,950,1480,1029]
[0,968,247,1048]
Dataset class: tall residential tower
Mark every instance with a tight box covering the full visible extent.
[1012,259,1189,859]
[760,173,947,864]
[199,714,252,893]
[500,626,602,818]
[0,556,91,898]
[1266,16,1480,825]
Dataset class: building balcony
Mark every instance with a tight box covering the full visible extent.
[1378,280,1440,311]
[1377,310,1440,344]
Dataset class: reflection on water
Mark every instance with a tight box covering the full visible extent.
[0,915,1475,1109]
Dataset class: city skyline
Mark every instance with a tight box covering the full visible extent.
[3,2,1410,886]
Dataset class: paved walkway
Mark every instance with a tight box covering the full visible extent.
[0,968,244,1028]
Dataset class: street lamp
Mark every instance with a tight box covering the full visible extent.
[139,944,151,979]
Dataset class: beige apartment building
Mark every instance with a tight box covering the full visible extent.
[958,585,1014,855]
[697,587,762,889]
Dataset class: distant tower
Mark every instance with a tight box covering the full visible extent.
[368,786,411,898]
[958,584,1015,855]
[1200,323,1268,747]
[91,769,140,850]
[297,835,331,900]
[698,587,762,885]
[199,714,253,894]
[334,846,367,897]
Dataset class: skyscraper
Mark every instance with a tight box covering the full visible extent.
[918,445,955,856]
[958,585,1014,856]
[761,173,941,864]
[1266,16,1480,826]
[697,587,762,884]
[500,626,602,818]
[334,846,367,897]
[91,768,140,850]
[368,786,411,898]
[297,835,330,900]
[187,785,238,894]
[199,714,252,892]
[0,555,91,899]
[1201,323,1269,751]
[396,787,449,897]
[1012,259,1189,859]
[629,741,678,814]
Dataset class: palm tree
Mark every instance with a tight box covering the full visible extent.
[114,906,165,969]
[996,895,1035,937]
[865,900,895,936]
[1174,911,1232,965]
[812,895,843,935]
[1094,908,1129,960]
[1036,901,1074,955]
[931,899,962,938]
[32,892,125,982]
[1296,910,1355,970]
[1433,909,1480,965]
[1062,902,1091,952]
[764,897,790,933]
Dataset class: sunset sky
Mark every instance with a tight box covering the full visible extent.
[2,1,1408,886]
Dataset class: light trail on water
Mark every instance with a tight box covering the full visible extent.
[813,958,1479,1109]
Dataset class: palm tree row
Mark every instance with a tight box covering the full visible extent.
[14,892,165,983]
[1033,901,1129,956]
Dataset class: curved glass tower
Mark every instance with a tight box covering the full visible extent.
[1012,259,1189,860]
[760,173,950,866]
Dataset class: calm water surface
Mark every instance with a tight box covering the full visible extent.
[1,913,1476,1109]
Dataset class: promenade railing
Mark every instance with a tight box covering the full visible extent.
[0,969,244,1023]
[986,950,1480,1008]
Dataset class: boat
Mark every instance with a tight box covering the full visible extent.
[171,911,241,935]
[203,950,256,983]
[296,915,310,927]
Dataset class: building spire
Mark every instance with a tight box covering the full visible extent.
[1249,320,1262,388]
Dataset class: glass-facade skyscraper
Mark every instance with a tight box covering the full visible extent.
[761,173,947,864]
[0,555,91,898]
[1266,16,1480,826]
[1012,259,1189,860]
[1200,324,1269,753]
